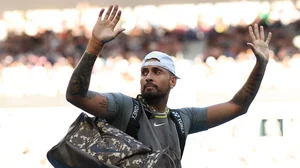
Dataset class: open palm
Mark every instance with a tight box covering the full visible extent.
[247,24,272,63]
[92,5,125,44]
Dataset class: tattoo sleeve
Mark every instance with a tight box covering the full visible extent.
[66,52,97,97]
[231,62,267,109]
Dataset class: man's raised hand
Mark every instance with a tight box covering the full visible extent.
[92,5,125,44]
[247,24,272,64]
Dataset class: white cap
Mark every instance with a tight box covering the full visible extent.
[141,51,180,79]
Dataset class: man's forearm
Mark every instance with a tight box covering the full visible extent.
[231,61,267,111]
[66,52,98,97]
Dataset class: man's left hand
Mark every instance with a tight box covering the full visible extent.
[247,24,272,64]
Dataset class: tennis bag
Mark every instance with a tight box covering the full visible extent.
[46,98,185,168]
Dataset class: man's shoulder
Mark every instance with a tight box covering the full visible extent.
[170,107,207,113]
[169,107,207,120]
[169,107,189,116]
[104,92,135,101]
[104,92,136,114]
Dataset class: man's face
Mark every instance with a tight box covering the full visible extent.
[140,59,176,102]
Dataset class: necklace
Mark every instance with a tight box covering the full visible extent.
[148,105,168,113]
[139,95,169,116]
[148,105,170,118]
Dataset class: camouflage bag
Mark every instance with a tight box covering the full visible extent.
[46,112,181,168]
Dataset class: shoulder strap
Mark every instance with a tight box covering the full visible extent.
[169,109,186,158]
[125,98,142,140]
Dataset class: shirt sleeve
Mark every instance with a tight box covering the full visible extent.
[180,107,208,134]
[102,92,134,132]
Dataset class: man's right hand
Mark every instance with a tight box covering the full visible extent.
[87,5,125,55]
[93,5,125,43]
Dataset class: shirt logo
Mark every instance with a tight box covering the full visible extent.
[154,122,166,127]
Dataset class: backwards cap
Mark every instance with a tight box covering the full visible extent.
[141,51,180,79]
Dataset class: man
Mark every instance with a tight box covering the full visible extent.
[66,4,272,163]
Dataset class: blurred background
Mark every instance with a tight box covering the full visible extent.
[0,0,300,167]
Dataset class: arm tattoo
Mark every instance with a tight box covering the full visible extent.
[67,52,97,97]
[86,91,98,99]
[99,99,109,109]
[231,63,266,108]
[86,91,109,109]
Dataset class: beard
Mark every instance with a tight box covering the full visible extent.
[141,90,168,105]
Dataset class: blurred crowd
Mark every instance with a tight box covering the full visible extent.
[0,1,299,97]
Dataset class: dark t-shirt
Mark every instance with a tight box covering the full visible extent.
[103,92,207,157]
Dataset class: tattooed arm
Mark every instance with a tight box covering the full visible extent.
[66,52,110,117]
[66,5,125,117]
[205,24,272,129]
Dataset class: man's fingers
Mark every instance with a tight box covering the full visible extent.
[104,5,113,20]
[254,24,260,40]
[98,9,105,19]
[265,32,272,45]
[247,43,257,54]
[109,5,118,21]
[249,26,256,42]
[260,26,265,41]
[111,11,122,28]
[114,28,126,37]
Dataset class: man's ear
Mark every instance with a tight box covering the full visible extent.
[170,75,177,88]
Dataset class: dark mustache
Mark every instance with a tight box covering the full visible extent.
[144,83,158,89]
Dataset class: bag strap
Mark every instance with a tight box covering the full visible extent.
[125,98,142,140]
[126,96,187,157]
[169,110,186,158]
